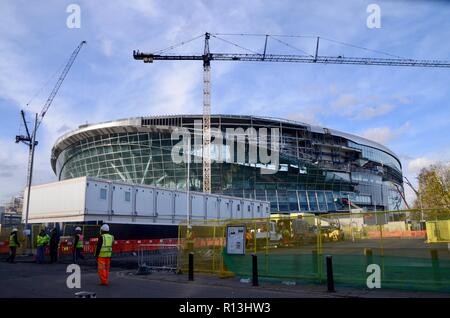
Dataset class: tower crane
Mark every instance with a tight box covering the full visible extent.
[133,33,450,194]
[16,40,86,233]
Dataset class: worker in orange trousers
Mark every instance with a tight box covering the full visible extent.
[94,224,114,286]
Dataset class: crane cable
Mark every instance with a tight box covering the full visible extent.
[151,33,205,54]
[269,35,314,57]
[209,34,261,55]
[24,59,67,110]
[319,36,405,59]
[143,32,409,60]
[212,33,316,38]
[213,33,406,59]
[19,58,67,137]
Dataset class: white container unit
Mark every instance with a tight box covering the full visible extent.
[135,187,155,217]
[23,176,270,225]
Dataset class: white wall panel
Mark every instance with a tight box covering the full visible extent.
[135,187,154,216]
[26,177,270,224]
[111,184,133,215]
[85,180,110,214]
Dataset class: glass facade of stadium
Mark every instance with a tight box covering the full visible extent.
[51,115,404,213]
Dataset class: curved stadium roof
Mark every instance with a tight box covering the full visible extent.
[51,114,401,173]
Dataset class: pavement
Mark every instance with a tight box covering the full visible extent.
[1,256,449,298]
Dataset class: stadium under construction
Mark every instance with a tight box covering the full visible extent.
[22,114,405,238]
[51,114,404,213]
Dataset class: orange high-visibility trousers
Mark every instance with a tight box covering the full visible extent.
[97,257,111,285]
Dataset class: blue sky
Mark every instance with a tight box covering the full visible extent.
[0,0,449,205]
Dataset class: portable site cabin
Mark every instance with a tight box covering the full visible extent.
[23,177,270,236]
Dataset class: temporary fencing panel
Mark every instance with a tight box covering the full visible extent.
[426,220,450,243]
[178,222,226,274]
[137,244,180,272]
[179,209,450,293]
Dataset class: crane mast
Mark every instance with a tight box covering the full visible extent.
[202,33,212,193]
[133,33,450,194]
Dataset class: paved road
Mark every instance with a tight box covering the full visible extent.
[0,261,321,298]
[0,261,448,298]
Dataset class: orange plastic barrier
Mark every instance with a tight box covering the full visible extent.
[0,241,9,254]
[367,230,426,239]
[0,238,180,255]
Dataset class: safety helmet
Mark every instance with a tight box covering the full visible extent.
[12,228,18,233]
[100,224,110,232]
[75,227,82,232]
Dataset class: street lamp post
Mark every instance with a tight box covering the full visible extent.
[416,179,425,223]
[186,135,192,238]
[348,194,355,243]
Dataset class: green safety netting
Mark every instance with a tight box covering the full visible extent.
[223,251,450,293]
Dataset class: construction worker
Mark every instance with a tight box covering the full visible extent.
[73,227,85,263]
[49,228,60,263]
[186,227,194,250]
[36,228,50,264]
[282,227,291,245]
[245,230,253,248]
[94,224,114,286]
[6,228,20,263]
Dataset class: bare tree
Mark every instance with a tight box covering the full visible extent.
[414,161,450,219]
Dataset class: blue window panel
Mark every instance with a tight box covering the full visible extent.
[308,191,318,211]
[288,191,299,211]
[298,191,309,211]
[325,192,335,211]
[317,192,327,212]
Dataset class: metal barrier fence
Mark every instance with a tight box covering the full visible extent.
[178,209,450,293]
[137,244,180,272]
[178,222,226,275]
[426,220,450,243]
[0,235,179,261]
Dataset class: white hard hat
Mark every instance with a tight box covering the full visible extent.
[12,228,18,232]
[100,224,110,232]
[75,227,82,231]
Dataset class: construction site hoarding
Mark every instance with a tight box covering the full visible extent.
[177,209,450,293]
[22,176,270,225]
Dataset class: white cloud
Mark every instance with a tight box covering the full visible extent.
[407,157,437,175]
[100,39,113,57]
[123,0,160,18]
[360,121,411,145]
[402,155,449,206]
[0,138,28,203]
[395,95,412,105]
[151,63,202,114]
[332,94,359,109]
[357,103,395,119]
[287,105,324,125]
[330,94,397,120]
[361,127,395,144]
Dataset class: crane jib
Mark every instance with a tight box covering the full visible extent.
[133,53,450,67]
